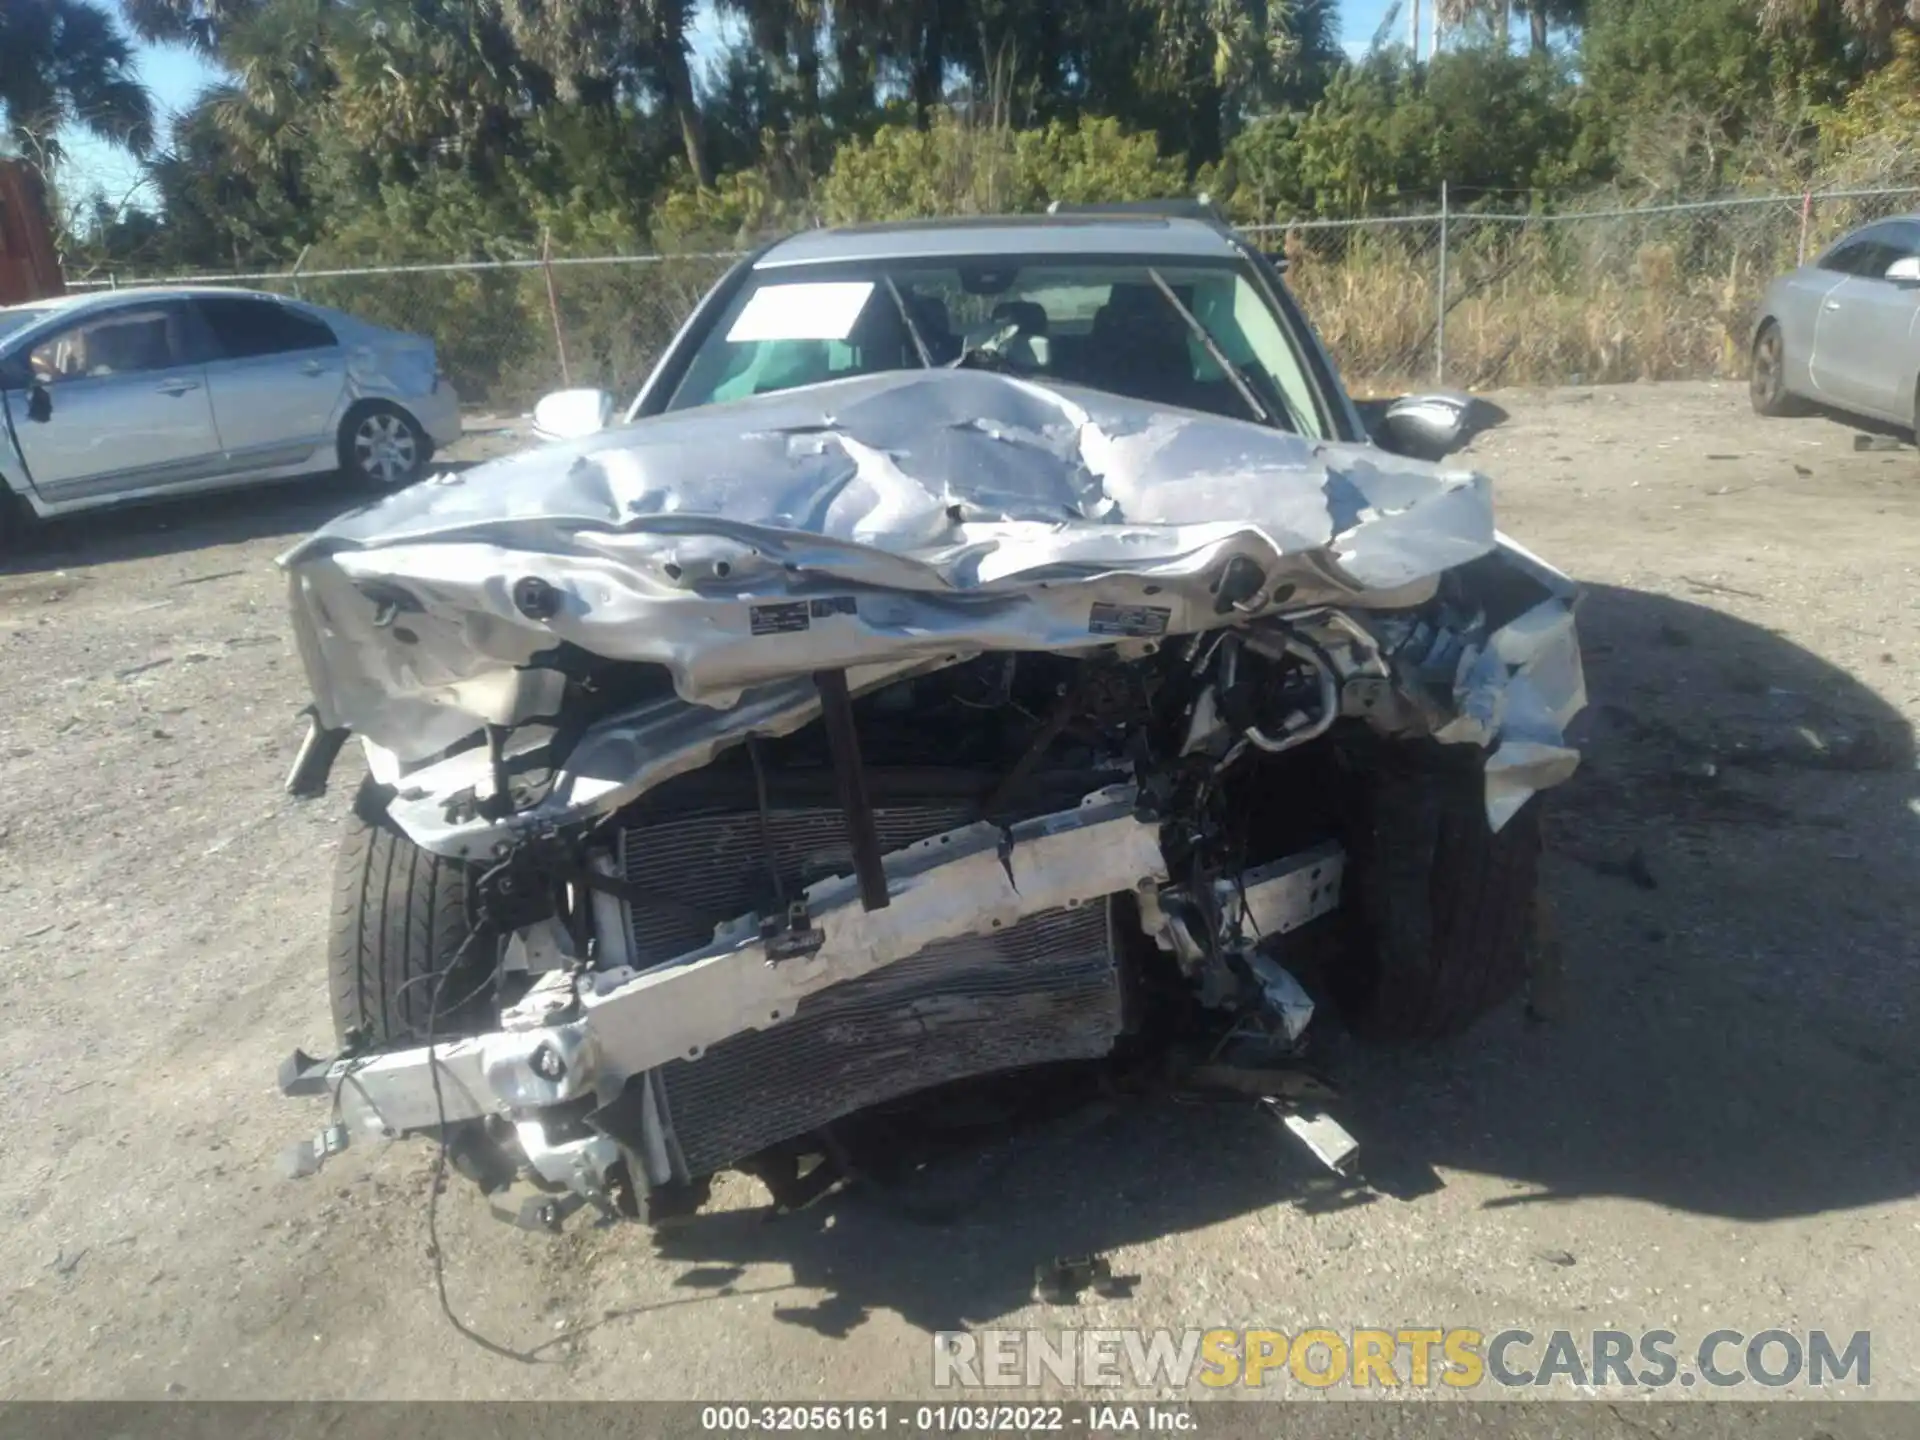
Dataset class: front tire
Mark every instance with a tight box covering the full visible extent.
[0,488,34,554]
[339,403,432,491]
[1335,757,1544,1043]
[328,780,498,1051]
[1750,320,1808,418]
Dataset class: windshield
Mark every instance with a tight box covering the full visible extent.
[0,306,55,347]
[663,259,1333,439]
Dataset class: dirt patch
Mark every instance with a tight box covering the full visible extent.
[0,380,1914,1402]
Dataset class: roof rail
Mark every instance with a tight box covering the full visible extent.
[1046,196,1228,226]
[1044,196,1288,272]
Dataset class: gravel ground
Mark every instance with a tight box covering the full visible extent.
[0,381,1915,1405]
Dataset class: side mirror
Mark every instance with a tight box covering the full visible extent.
[1374,392,1478,461]
[531,388,614,442]
[26,383,51,424]
[1884,255,1920,287]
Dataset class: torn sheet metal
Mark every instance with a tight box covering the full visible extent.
[278,369,1584,847]
[1426,580,1587,832]
[282,370,1491,737]
[1248,954,1316,1044]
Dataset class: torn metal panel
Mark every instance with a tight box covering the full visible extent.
[1434,590,1588,831]
[1248,955,1316,1043]
[280,369,1491,739]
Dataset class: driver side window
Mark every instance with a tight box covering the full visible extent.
[1818,239,1874,276]
[29,307,185,385]
[1818,225,1920,280]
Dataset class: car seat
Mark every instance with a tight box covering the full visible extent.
[1083,283,1196,408]
[990,299,1050,369]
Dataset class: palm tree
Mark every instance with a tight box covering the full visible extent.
[0,0,155,166]
[196,0,338,178]
[1109,0,1341,160]
[1435,0,1584,53]
[502,0,714,186]
[122,0,261,53]
[1435,0,1506,48]
[718,0,829,119]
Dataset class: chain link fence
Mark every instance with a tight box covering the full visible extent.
[72,185,1920,409]
[1245,184,1920,394]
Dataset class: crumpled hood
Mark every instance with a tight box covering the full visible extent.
[282,369,1507,764]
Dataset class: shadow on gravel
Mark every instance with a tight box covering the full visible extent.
[0,463,481,576]
[647,583,1919,1338]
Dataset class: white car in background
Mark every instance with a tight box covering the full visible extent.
[0,285,461,546]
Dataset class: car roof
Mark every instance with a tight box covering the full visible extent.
[754,215,1247,269]
[0,284,306,321]
[1834,212,1920,237]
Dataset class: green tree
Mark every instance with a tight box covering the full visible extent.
[1521,0,1587,50]
[1063,0,1342,167]
[0,0,155,165]
[1579,0,1856,191]
[328,0,542,163]
[818,108,1184,222]
[717,0,827,122]
[142,86,319,268]
[1222,43,1586,218]
[122,0,261,52]
[1762,0,1919,49]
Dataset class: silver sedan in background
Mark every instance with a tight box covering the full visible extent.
[1751,214,1920,437]
[0,286,460,546]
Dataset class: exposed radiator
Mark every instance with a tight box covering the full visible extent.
[618,801,977,966]
[612,795,1125,1181]
[655,904,1117,1179]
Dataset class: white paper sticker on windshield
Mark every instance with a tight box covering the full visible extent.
[726,282,876,343]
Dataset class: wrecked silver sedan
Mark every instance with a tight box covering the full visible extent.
[274,214,1584,1223]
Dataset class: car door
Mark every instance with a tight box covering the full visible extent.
[0,300,221,505]
[1807,233,1880,406]
[1808,223,1920,419]
[1827,220,1920,422]
[192,294,348,469]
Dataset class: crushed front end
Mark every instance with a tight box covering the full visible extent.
[275,370,1584,1221]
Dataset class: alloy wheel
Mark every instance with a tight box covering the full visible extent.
[353,412,420,487]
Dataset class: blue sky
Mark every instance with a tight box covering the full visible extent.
[63,0,1404,203]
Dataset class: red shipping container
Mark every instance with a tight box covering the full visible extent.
[0,160,65,305]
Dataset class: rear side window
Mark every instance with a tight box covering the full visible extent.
[197,296,337,358]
